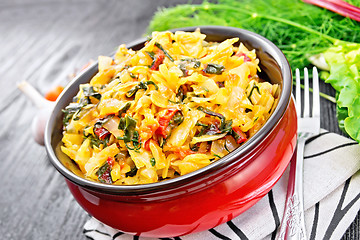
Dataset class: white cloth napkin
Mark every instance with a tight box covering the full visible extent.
[83,130,360,240]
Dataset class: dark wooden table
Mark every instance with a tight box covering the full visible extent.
[0,0,358,239]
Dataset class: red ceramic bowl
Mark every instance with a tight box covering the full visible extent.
[45,26,296,237]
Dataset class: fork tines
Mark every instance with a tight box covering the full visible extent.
[295,67,320,118]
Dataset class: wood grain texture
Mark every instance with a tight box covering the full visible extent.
[0,0,358,239]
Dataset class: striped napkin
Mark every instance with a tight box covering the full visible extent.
[84,130,360,240]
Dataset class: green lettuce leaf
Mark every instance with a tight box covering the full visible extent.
[323,43,360,142]
[336,104,347,133]
[344,96,360,141]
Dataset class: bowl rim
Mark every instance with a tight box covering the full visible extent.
[45,25,292,194]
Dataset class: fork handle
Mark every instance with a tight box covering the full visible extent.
[277,138,307,240]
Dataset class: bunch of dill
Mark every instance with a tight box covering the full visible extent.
[148,0,360,71]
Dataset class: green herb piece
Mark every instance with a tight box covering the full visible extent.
[224,142,231,153]
[94,117,111,129]
[118,116,136,134]
[170,111,184,126]
[145,51,155,60]
[150,157,156,166]
[178,58,201,76]
[118,102,132,116]
[118,117,125,131]
[195,124,208,137]
[197,107,233,134]
[117,116,141,150]
[87,135,109,148]
[82,86,101,101]
[196,122,208,127]
[248,84,260,98]
[193,60,201,68]
[125,166,138,177]
[247,84,261,104]
[129,72,137,79]
[62,97,91,125]
[96,162,112,184]
[63,87,100,126]
[143,81,158,90]
[131,130,141,149]
[221,119,233,134]
[189,143,199,151]
[158,136,166,148]
[126,87,138,98]
[176,85,187,102]
[126,81,159,98]
[178,62,188,77]
[203,63,225,75]
[97,162,109,176]
[155,42,174,62]
[197,124,216,136]
[197,106,225,127]
[62,103,82,126]
[197,106,225,122]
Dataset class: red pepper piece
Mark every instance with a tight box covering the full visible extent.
[150,50,165,70]
[107,157,115,167]
[236,52,251,62]
[94,127,110,140]
[144,139,161,152]
[173,147,196,159]
[144,139,151,151]
[232,126,248,144]
[156,108,179,138]
[144,139,159,151]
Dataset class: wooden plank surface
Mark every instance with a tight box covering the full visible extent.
[0,0,358,239]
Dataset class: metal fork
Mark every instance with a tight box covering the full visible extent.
[277,67,320,240]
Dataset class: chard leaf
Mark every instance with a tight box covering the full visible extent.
[117,116,141,150]
[204,63,225,75]
[82,86,101,100]
[126,81,158,98]
[118,102,132,116]
[126,166,138,177]
[62,102,84,126]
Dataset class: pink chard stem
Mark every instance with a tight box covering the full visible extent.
[303,0,360,22]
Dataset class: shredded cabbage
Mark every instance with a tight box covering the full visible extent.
[61,30,279,184]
